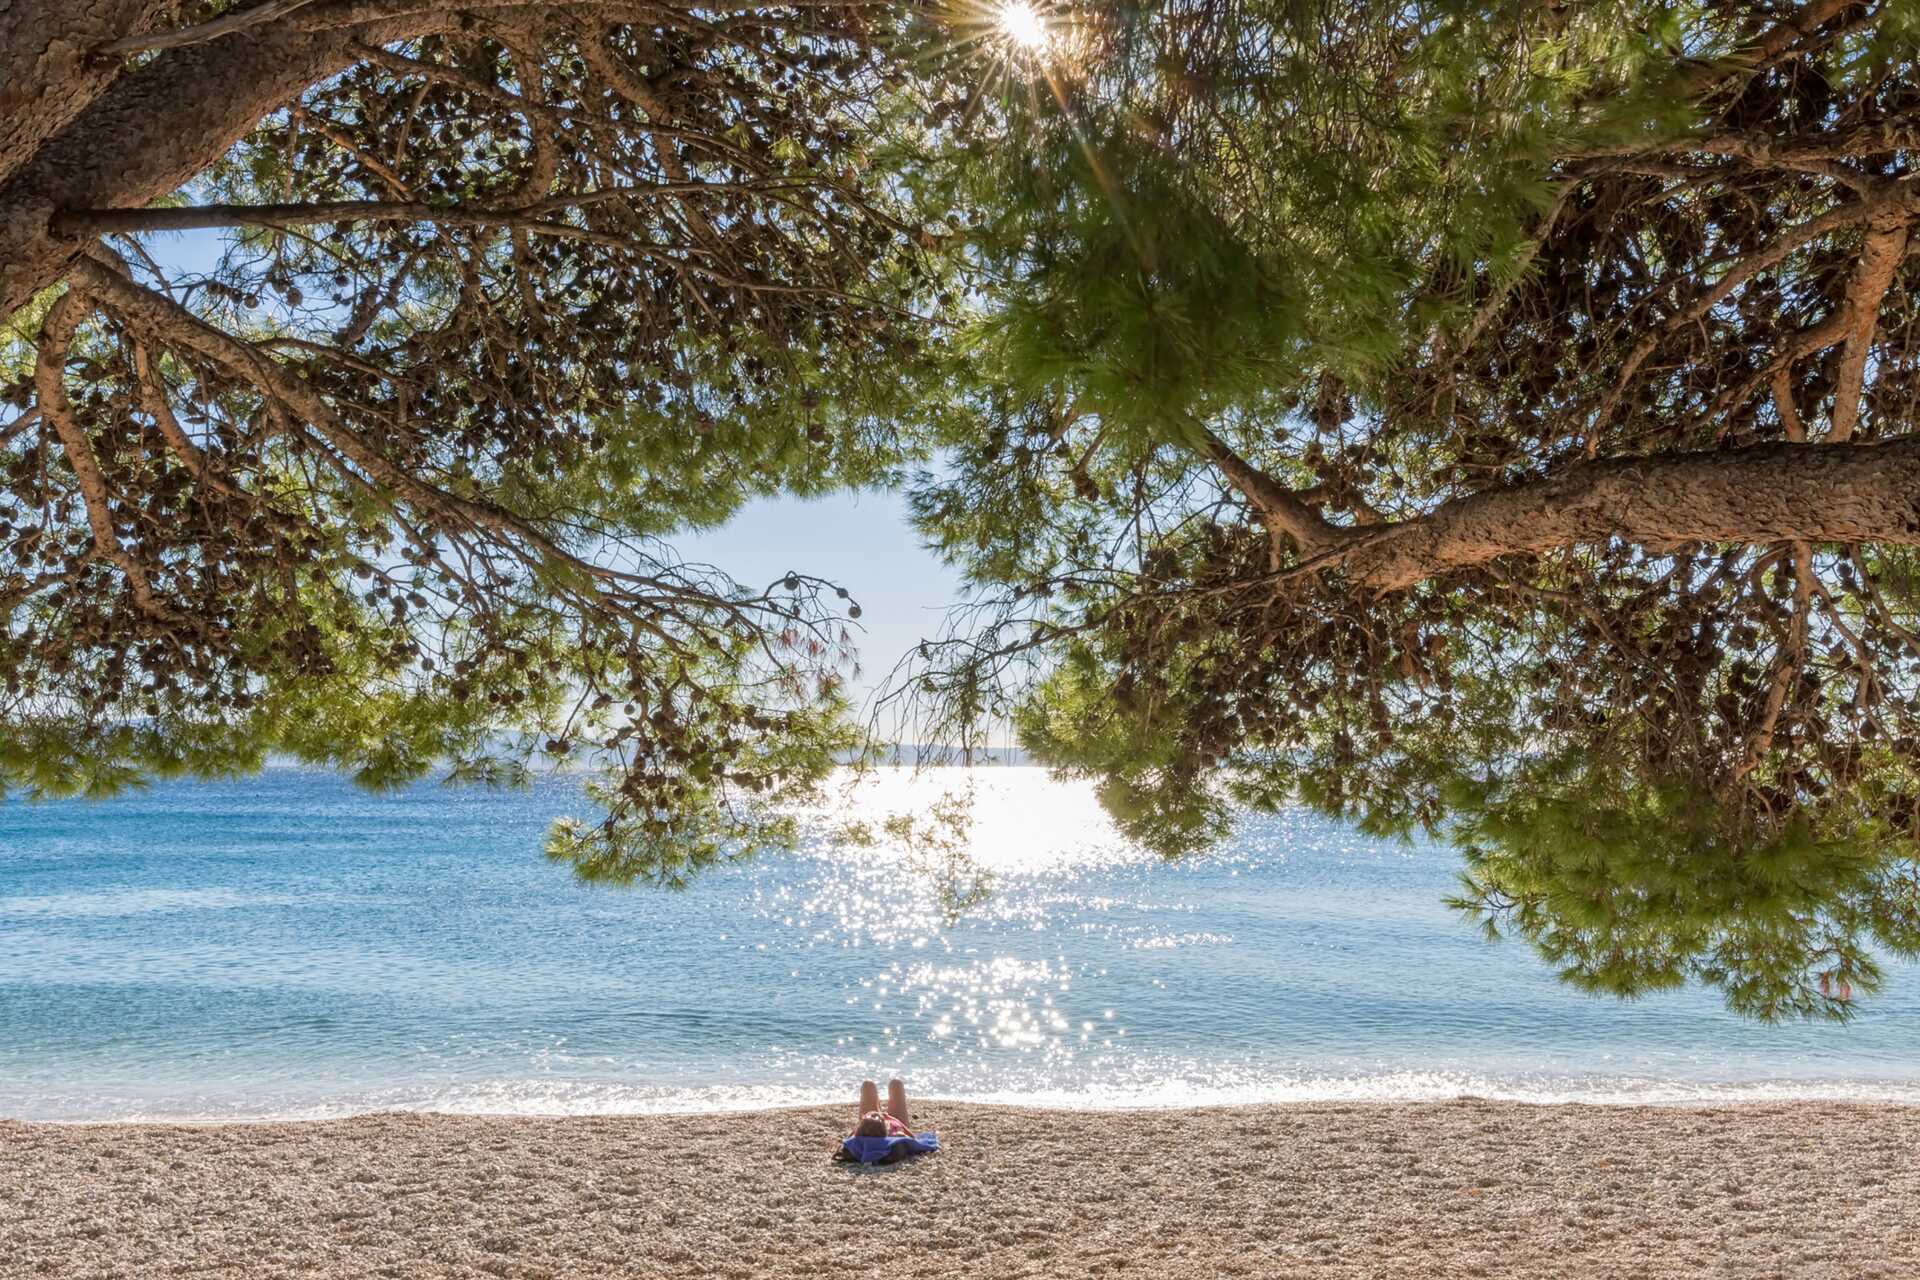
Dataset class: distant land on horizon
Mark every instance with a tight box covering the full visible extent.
[235,744,1033,777]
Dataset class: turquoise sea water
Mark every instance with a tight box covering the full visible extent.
[3,765,1919,1121]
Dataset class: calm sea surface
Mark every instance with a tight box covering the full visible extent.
[3,766,1919,1121]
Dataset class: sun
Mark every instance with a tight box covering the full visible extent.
[948,0,1080,84]
[996,1,1050,52]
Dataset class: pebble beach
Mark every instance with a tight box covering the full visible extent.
[7,1099,1919,1279]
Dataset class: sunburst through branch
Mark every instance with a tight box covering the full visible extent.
[944,0,1083,87]
[997,1,1051,51]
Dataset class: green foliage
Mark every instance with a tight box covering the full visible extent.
[4,11,975,881]
[901,0,1920,1019]
[13,0,1920,1025]
[980,141,1304,440]
[547,695,861,890]
[1444,754,1920,1022]
[1013,636,1234,859]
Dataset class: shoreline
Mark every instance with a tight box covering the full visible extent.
[10,1099,1920,1278]
[15,1072,1920,1127]
[15,1088,1920,1127]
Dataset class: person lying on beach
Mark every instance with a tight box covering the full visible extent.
[833,1078,940,1165]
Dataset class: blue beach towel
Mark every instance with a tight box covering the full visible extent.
[837,1132,940,1165]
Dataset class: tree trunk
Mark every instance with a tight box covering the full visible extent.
[0,0,175,189]
[0,7,440,320]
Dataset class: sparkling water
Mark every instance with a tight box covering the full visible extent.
[4,766,1918,1121]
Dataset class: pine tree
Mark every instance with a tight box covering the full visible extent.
[909,0,1920,1019]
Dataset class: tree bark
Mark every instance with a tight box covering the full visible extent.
[1828,215,1910,442]
[1223,441,1920,592]
[1195,424,1337,566]
[0,0,174,189]
[0,9,441,321]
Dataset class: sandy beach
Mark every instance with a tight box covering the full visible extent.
[4,1099,1918,1278]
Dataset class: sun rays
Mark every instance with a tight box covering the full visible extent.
[996,1,1052,53]
[944,0,1081,88]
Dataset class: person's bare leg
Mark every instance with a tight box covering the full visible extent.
[858,1079,880,1121]
[886,1078,911,1128]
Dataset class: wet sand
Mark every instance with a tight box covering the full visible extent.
[4,1100,1917,1278]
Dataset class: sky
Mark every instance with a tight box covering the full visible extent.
[678,489,968,714]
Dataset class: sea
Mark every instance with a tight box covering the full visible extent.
[4,765,1919,1122]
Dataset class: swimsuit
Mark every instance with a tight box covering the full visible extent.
[836,1113,939,1164]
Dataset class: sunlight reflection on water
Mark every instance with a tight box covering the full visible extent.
[807,766,1150,875]
[5,766,1920,1120]
[772,770,1231,1072]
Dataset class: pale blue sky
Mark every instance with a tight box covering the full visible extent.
[681,490,966,708]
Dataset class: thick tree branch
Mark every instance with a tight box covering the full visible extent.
[503,42,560,207]
[99,0,327,55]
[0,0,173,191]
[1773,366,1806,442]
[131,342,243,498]
[67,252,738,613]
[51,185,796,238]
[1338,441,1920,592]
[0,14,448,320]
[1680,0,1861,95]
[1737,542,1814,783]
[1829,216,1910,442]
[575,26,722,246]
[1200,428,1920,595]
[1193,425,1345,566]
[71,255,490,518]
[55,199,847,294]
[34,289,182,623]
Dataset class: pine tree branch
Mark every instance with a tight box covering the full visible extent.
[51,185,801,237]
[34,288,185,624]
[1192,424,1348,565]
[1829,216,1910,442]
[99,0,327,55]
